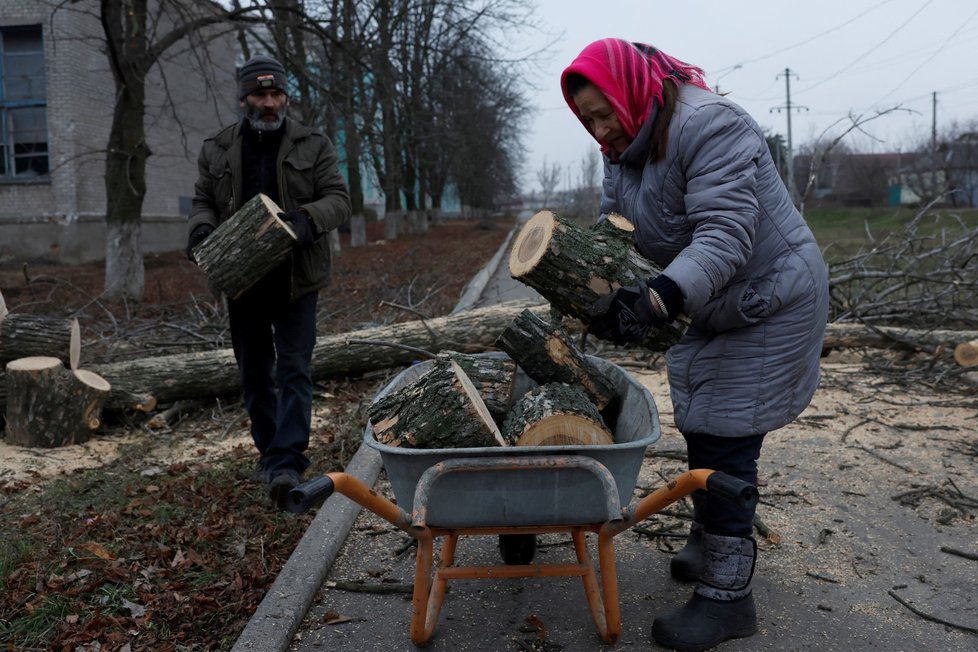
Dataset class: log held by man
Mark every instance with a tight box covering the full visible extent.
[191,193,297,298]
[509,210,687,351]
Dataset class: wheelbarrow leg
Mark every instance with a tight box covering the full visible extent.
[573,528,620,644]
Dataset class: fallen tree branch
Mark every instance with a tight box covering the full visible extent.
[887,589,978,635]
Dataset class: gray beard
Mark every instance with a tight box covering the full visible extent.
[244,103,286,131]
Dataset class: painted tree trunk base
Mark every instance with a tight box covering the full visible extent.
[509,210,688,351]
[192,193,297,299]
[368,358,505,449]
[5,356,111,447]
[505,382,613,447]
[496,308,616,410]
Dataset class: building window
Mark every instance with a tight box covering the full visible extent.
[0,26,47,180]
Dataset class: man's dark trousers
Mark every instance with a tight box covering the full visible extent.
[228,265,317,479]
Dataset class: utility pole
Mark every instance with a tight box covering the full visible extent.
[931,91,938,200]
[770,68,807,205]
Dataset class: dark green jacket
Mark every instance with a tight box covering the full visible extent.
[189,119,351,299]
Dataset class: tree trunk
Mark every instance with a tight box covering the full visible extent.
[350,213,367,247]
[496,309,616,410]
[368,358,504,449]
[954,340,978,367]
[81,298,547,414]
[822,323,978,352]
[192,193,296,298]
[504,383,612,447]
[0,313,74,366]
[5,357,111,447]
[509,210,688,351]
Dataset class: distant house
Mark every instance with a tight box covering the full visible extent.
[0,0,237,265]
[946,132,978,207]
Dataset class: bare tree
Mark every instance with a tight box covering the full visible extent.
[536,157,562,208]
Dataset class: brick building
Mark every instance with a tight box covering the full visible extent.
[0,0,237,264]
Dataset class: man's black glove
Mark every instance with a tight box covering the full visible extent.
[587,275,682,345]
[186,224,215,262]
[279,210,316,248]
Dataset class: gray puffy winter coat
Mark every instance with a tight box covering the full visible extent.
[600,85,828,437]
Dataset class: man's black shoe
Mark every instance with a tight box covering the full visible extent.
[268,469,302,510]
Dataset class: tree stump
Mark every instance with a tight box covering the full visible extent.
[368,358,505,449]
[191,193,297,298]
[5,357,111,447]
[509,210,688,351]
[438,351,517,427]
[496,309,616,410]
[504,383,613,447]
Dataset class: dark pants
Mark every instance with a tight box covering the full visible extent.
[228,267,317,478]
[684,432,766,537]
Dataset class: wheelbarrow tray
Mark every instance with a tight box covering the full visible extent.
[364,352,660,528]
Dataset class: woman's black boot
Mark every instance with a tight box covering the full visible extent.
[652,533,758,651]
[670,491,706,581]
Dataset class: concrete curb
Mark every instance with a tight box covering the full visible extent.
[230,443,383,652]
[232,223,518,652]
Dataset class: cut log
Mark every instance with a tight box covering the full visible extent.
[593,213,635,244]
[84,298,547,415]
[191,193,297,299]
[5,357,111,447]
[496,309,616,410]
[0,313,74,366]
[953,340,978,367]
[437,351,517,427]
[368,358,505,449]
[822,324,978,353]
[509,210,688,351]
[505,383,613,447]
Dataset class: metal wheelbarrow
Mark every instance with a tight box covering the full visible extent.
[288,354,758,647]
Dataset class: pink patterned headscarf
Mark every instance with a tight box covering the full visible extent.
[560,39,711,154]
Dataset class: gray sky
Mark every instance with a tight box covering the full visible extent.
[520,0,978,193]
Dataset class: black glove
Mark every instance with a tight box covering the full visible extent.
[588,275,682,345]
[186,224,215,262]
[279,210,316,248]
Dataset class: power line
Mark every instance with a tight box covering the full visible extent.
[793,0,934,98]
[710,0,897,77]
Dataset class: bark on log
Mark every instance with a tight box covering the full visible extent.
[509,210,688,351]
[191,193,297,299]
[5,357,111,447]
[437,351,516,427]
[504,383,613,447]
[85,298,548,414]
[368,358,505,449]
[822,323,978,353]
[0,313,74,366]
[593,213,635,245]
[496,309,616,410]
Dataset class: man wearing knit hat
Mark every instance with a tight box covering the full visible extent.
[188,54,351,509]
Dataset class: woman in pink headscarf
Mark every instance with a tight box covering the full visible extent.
[561,39,828,651]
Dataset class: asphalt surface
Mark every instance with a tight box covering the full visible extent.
[232,213,978,652]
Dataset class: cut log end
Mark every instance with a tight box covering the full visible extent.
[509,210,555,278]
[606,213,635,232]
[953,341,978,367]
[515,415,614,447]
[6,356,62,372]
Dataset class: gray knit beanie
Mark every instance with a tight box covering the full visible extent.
[238,55,288,100]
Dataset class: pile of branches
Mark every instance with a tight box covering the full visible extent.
[827,205,978,389]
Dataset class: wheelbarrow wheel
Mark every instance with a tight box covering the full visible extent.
[498,534,537,565]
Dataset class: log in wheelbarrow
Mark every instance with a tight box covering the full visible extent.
[288,354,758,647]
